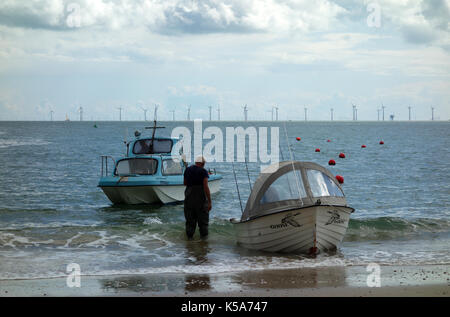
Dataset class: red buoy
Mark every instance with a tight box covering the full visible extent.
[315,148,320,152]
[296,137,301,141]
[328,159,336,166]
[361,145,366,148]
[379,140,384,145]
[336,175,344,184]
[327,139,331,142]
[339,153,346,158]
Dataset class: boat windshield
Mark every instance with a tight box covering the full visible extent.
[306,169,344,197]
[162,159,183,175]
[260,170,307,204]
[115,158,158,176]
[133,139,173,154]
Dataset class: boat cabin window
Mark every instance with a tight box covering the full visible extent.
[133,139,173,155]
[162,159,183,175]
[306,169,344,198]
[115,158,158,176]
[260,170,307,204]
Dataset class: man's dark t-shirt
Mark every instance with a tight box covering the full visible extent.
[184,165,209,187]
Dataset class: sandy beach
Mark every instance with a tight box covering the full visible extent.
[1,265,448,297]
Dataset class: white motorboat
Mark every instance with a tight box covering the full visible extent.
[98,121,222,205]
[230,161,354,254]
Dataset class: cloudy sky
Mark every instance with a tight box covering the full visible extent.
[0,0,449,121]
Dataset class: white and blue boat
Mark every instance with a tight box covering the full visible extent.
[98,121,222,204]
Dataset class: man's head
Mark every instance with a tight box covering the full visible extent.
[194,155,206,167]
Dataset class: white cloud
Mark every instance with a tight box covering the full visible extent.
[0,0,346,34]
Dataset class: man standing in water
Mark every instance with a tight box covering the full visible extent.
[183,155,212,239]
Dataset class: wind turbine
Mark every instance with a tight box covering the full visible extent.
[208,105,212,121]
[50,110,54,121]
[140,106,148,121]
[187,105,191,121]
[243,104,248,121]
[330,108,334,121]
[217,105,220,121]
[273,105,279,121]
[154,104,159,121]
[381,103,386,121]
[78,106,83,121]
[351,103,357,121]
[116,106,123,121]
[170,110,175,121]
[304,107,308,121]
[408,106,412,121]
[431,106,435,121]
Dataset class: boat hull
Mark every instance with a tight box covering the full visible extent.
[231,205,353,254]
[100,178,221,205]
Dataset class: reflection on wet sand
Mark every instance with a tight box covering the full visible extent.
[101,275,187,294]
[232,266,347,290]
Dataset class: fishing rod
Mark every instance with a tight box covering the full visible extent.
[283,122,304,207]
[279,144,285,161]
[232,161,244,214]
[244,157,252,192]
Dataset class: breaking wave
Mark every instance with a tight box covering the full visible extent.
[345,217,450,241]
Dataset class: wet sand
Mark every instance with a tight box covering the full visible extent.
[0,265,449,297]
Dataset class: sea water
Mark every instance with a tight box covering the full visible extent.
[0,121,449,280]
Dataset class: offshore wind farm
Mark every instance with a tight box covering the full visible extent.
[42,103,442,123]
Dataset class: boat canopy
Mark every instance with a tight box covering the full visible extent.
[241,161,347,222]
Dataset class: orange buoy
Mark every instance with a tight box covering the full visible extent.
[361,145,366,148]
[328,159,336,166]
[379,140,384,145]
[339,153,346,158]
[296,137,301,141]
[336,175,344,184]
[315,148,320,152]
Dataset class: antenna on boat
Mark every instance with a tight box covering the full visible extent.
[145,119,166,153]
[283,122,304,207]
[145,120,165,137]
[124,127,129,156]
[232,161,244,214]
